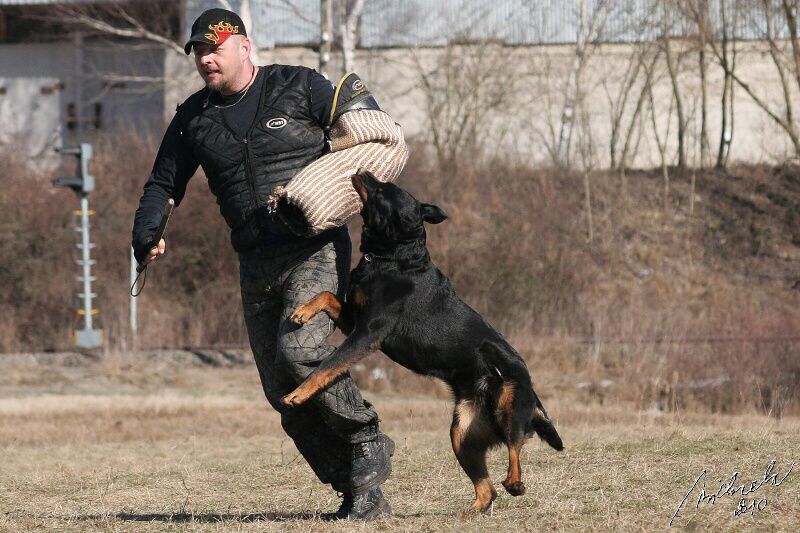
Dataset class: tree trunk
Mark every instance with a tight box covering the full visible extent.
[238,0,258,64]
[556,0,610,165]
[717,0,732,168]
[646,63,670,213]
[607,46,642,171]
[699,42,709,168]
[781,0,800,95]
[341,0,365,73]
[319,0,332,77]
[663,0,687,169]
[694,0,710,168]
[583,170,594,242]
[619,49,660,172]
[556,0,587,165]
[724,28,738,168]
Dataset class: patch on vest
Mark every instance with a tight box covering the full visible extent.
[266,117,288,129]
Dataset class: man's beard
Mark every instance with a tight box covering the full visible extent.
[206,76,231,93]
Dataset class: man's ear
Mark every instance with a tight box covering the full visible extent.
[421,203,448,224]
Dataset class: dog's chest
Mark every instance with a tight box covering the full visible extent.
[379,338,431,375]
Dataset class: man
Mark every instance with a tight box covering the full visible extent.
[132,8,395,520]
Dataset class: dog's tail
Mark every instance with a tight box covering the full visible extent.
[527,397,564,451]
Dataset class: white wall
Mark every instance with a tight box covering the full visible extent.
[0,40,166,168]
[6,39,795,169]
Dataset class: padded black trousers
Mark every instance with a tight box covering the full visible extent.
[239,233,380,492]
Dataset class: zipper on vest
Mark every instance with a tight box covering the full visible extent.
[242,137,260,208]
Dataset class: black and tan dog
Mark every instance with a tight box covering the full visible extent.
[281,170,563,514]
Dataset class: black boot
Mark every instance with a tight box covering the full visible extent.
[350,433,395,495]
[326,487,391,520]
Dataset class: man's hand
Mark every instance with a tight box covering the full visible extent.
[143,239,166,266]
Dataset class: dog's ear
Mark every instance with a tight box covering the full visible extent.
[421,203,448,224]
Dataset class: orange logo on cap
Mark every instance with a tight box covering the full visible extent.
[205,21,239,44]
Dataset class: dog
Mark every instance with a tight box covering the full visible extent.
[281,169,563,514]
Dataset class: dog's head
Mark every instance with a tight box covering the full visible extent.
[351,170,447,248]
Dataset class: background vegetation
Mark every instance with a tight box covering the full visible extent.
[1,135,798,416]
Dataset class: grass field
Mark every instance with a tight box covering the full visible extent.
[0,352,797,532]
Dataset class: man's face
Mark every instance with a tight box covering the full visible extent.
[193,35,248,93]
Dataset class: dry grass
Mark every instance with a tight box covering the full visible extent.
[0,354,798,532]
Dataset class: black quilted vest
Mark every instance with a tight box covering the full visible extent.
[178,65,328,252]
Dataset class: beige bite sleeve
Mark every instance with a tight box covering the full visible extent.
[274,109,409,234]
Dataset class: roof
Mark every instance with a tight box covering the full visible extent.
[16,0,785,48]
[184,0,796,49]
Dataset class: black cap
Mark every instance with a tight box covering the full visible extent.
[184,8,247,55]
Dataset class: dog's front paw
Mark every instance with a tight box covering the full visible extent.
[281,388,312,407]
[290,303,317,325]
[280,392,301,407]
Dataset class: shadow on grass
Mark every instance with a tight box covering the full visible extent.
[71,511,318,523]
[65,510,454,522]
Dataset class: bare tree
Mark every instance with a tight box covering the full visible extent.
[319,0,333,76]
[556,0,612,165]
[694,1,712,168]
[680,0,741,167]
[784,0,800,91]
[756,0,800,156]
[49,2,193,103]
[694,0,800,160]
[716,0,737,167]
[410,42,519,176]
[604,1,662,174]
[618,47,662,173]
[641,46,674,211]
[340,0,366,73]
[576,106,597,242]
[662,0,688,169]
[604,45,644,171]
[220,0,259,64]
[276,0,363,78]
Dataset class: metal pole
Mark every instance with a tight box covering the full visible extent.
[55,143,101,349]
[74,32,84,137]
[79,194,93,329]
[130,246,138,352]
[75,193,101,349]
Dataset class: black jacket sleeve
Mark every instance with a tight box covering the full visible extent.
[309,71,335,127]
[131,108,199,263]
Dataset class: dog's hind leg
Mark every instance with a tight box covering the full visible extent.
[450,400,498,515]
[495,383,529,496]
[502,441,527,496]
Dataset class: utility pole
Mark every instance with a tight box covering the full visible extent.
[53,143,103,349]
[130,247,138,352]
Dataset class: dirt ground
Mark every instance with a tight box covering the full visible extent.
[0,352,797,532]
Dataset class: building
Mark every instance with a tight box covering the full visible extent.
[0,0,180,166]
[1,0,798,168]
